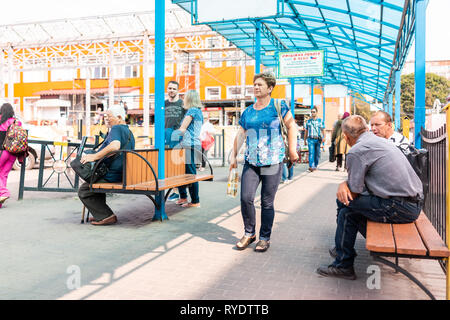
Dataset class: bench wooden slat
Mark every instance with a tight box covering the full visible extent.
[126,174,213,191]
[392,223,427,256]
[366,221,396,253]
[415,213,450,257]
[92,182,123,190]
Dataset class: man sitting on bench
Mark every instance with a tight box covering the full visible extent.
[316,115,423,280]
[78,104,135,226]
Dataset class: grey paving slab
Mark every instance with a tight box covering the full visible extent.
[0,154,447,300]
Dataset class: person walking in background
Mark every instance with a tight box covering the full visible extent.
[199,113,216,172]
[0,103,27,207]
[229,72,299,253]
[172,90,204,208]
[164,80,186,202]
[331,111,350,171]
[304,106,325,172]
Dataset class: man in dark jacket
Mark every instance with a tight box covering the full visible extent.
[78,105,135,225]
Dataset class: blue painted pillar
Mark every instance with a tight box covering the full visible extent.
[290,78,295,115]
[255,20,261,74]
[395,70,401,130]
[414,0,426,148]
[153,0,167,221]
[388,91,393,119]
[310,78,314,109]
[322,85,326,123]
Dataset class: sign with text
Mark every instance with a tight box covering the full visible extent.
[278,50,324,78]
[196,0,279,23]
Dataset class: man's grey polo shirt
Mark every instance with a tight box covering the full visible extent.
[346,131,423,199]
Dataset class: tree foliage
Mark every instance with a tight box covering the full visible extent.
[401,73,450,117]
[351,94,372,121]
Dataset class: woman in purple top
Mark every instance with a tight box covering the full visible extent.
[0,103,23,207]
[229,72,299,252]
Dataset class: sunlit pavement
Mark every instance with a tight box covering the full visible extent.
[1,157,446,300]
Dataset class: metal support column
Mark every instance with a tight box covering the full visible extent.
[108,41,115,109]
[0,50,4,101]
[322,85,326,123]
[290,78,295,115]
[85,67,91,137]
[395,70,401,130]
[255,20,261,75]
[414,0,426,148]
[8,45,14,110]
[310,78,314,109]
[143,32,150,140]
[388,91,393,120]
[153,0,167,221]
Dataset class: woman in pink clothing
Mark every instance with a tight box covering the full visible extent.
[0,103,21,207]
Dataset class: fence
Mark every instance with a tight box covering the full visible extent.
[421,123,448,276]
[421,124,447,244]
[18,138,96,200]
[207,129,225,166]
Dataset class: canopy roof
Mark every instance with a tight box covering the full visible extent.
[173,0,420,103]
[0,8,209,48]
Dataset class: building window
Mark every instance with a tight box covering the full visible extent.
[123,65,139,78]
[93,66,108,79]
[226,86,243,99]
[205,87,221,100]
[245,86,254,98]
[206,51,222,68]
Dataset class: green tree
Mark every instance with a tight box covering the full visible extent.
[351,94,371,121]
[401,73,450,117]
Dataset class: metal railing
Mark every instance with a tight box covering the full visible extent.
[18,138,96,199]
[207,129,225,166]
[421,124,447,244]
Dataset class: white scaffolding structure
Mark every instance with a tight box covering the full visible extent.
[0,8,252,134]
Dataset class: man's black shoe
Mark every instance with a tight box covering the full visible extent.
[316,264,357,280]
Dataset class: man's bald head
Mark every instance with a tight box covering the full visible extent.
[342,115,369,142]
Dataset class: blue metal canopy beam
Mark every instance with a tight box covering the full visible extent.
[173,0,418,104]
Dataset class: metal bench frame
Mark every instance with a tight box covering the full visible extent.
[84,148,214,222]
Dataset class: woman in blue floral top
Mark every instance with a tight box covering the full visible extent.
[229,72,299,252]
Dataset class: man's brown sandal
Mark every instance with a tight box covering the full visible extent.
[254,240,270,252]
[236,235,256,250]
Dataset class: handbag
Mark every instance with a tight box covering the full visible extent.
[329,142,336,162]
[274,99,293,166]
[72,130,132,183]
[71,158,109,183]
[201,133,215,151]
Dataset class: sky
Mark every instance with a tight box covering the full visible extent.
[0,0,447,61]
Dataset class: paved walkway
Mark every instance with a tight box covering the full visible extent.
[0,159,446,300]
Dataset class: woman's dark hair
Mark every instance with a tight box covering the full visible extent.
[0,103,15,124]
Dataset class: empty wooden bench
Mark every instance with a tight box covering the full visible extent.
[87,148,213,221]
[366,212,449,300]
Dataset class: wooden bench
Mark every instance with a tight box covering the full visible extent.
[86,147,213,221]
[366,212,449,300]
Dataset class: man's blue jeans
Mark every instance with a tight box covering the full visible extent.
[333,195,422,268]
[281,163,293,181]
[307,138,321,168]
